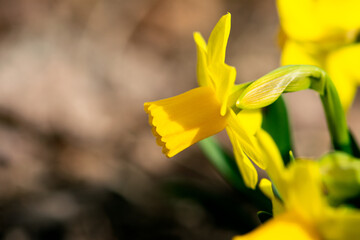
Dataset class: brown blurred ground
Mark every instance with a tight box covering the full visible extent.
[0,0,359,240]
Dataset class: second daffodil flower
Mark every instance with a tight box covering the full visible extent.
[277,0,360,111]
[144,13,265,188]
[234,131,360,240]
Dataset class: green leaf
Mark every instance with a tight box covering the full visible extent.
[262,96,293,166]
[349,130,360,158]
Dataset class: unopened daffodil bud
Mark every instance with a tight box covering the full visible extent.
[235,64,352,155]
[236,65,326,109]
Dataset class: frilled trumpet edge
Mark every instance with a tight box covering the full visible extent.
[144,86,227,157]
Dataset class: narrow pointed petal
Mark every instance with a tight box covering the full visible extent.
[227,111,265,169]
[227,126,258,189]
[256,129,284,184]
[236,109,262,136]
[144,87,227,157]
[207,13,231,65]
[259,179,274,200]
[193,32,213,88]
[259,179,284,216]
[208,62,236,115]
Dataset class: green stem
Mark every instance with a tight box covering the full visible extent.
[320,75,352,155]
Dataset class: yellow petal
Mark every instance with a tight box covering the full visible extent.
[259,179,284,216]
[208,62,236,115]
[233,211,321,240]
[325,44,360,112]
[207,13,231,65]
[144,87,227,157]
[227,126,258,189]
[277,0,329,42]
[193,32,213,88]
[259,178,274,200]
[256,129,284,184]
[227,111,265,170]
[281,40,324,67]
[236,109,262,136]
[318,0,360,31]
[256,129,287,216]
[277,0,352,44]
[282,161,325,222]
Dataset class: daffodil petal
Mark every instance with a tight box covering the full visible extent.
[318,0,360,31]
[208,62,236,115]
[325,44,360,112]
[207,13,231,65]
[259,178,274,200]
[259,179,285,216]
[281,40,323,67]
[236,109,262,136]
[194,32,212,88]
[256,129,284,183]
[283,161,325,222]
[227,126,258,189]
[277,0,350,44]
[227,111,265,169]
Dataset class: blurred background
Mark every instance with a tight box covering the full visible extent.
[0,0,359,239]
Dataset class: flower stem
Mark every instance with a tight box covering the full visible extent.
[320,75,352,155]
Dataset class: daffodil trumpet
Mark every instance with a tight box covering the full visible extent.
[237,65,354,156]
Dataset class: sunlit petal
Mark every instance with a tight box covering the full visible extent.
[207,13,231,65]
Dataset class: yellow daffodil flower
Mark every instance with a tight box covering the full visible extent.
[277,0,360,111]
[144,13,233,158]
[234,130,360,240]
[144,13,265,188]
